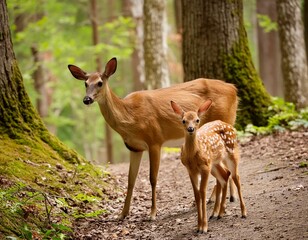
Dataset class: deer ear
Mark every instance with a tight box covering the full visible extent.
[198,99,212,116]
[104,57,117,78]
[68,65,88,80]
[171,101,184,117]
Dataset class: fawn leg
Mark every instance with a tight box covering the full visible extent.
[208,184,216,204]
[232,172,247,218]
[227,151,247,218]
[189,173,202,232]
[200,170,210,233]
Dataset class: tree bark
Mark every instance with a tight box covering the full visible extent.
[182,0,272,128]
[0,0,80,163]
[277,0,308,109]
[304,0,308,61]
[31,45,49,117]
[143,0,169,89]
[123,0,145,91]
[174,0,182,34]
[257,0,283,97]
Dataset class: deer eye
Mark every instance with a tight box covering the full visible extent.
[196,119,200,123]
[85,82,88,88]
[97,81,103,87]
[182,120,186,124]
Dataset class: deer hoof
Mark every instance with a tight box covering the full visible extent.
[230,196,236,202]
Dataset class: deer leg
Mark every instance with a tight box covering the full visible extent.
[208,184,216,204]
[227,152,247,218]
[217,166,230,218]
[189,172,202,232]
[119,151,143,220]
[210,165,221,219]
[149,145,161,220]
[232,172,247,218]
[210,179,221,219]
[200,170,210,233]
[229,178,237,202]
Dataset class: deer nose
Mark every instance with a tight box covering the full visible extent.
[187,127,194,133]
[83,96,94,105]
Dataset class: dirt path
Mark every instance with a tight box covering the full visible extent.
[74,129,308,239]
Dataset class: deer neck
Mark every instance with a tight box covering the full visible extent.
[184,133,199,155]
[97,83,128,131]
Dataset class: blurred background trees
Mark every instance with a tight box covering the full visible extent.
[277,0,308,109]
[7,0,308,164]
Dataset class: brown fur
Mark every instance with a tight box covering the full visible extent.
[171,100,247,233]
[68,58,239,220]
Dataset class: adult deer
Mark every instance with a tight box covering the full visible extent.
[68,57,238,220]
[171,100,247,233]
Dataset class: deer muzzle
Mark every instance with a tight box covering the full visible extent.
[83,96,94,105]
[187,127,195,134]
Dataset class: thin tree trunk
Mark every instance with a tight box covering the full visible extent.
[174,0,182,34]
[124,0,145,91]
[244,0,258,70]
[182,0,272,128]
[143,0,169,89]
[277,0,308,109]
[90,0,114,163]
[304,0,308,61]
[31,45,49,117]
[257,0,283,97]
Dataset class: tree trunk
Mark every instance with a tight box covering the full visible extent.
[31,45,49,117]
[143,0,169,89]
[257,0,283,97]
[90,0,114,164]
[123,0,145,91]
[277,0,308,109]
[0,0,80,163]
[304,0,308,61]
[174,0,182,34]
[244,0,258,69]
[182,0,272,128]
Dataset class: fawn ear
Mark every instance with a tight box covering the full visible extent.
[171,101,184,117]
[104,57,117,78]
[68,65,88,80]
[198,99,212,116]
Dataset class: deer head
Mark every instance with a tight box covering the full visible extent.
[67,57,117,105]
[171,99,212,135]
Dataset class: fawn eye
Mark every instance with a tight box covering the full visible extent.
[182,120,186,124]
[97,81,103,87]
[85,82,88,88]
[196,119,200,123]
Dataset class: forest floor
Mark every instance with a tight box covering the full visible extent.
[74,129,308,240]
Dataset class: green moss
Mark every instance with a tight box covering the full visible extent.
[223,41,272,130]
[0,133,111,238]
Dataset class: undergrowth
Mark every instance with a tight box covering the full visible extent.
[0,175,110,240]
[238,97,308,138]
[0,133,113,240]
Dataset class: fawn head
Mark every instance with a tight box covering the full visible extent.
[171,99,212,135]
[68,58,117,105]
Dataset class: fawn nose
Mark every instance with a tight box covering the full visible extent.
[83,96,94,105]
[187,127,194,133]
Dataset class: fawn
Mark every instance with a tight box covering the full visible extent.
[171,99,247,233]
